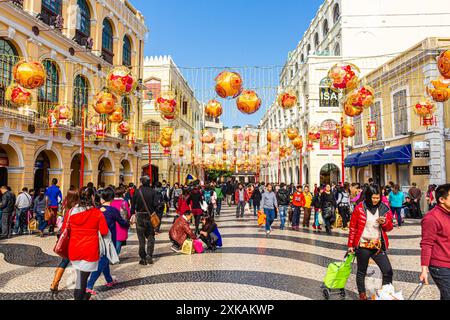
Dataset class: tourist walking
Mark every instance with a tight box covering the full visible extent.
[425,185,437,212]
[336,183,351,230]
[110,186,131,254]
[261,184,278,235]
[45,178,62,235]
[235,184,249,218]
[312,188,322,232]
[348,185,394,300]
[0,186,15,240]
[291,186,304,231]
[214,183,224,216]
[33,189,47,237]
[251,185,262,217]
[389,184,405,229]
[420,184,450,300]
[61,187,108,300]
[13,187,32,235]
[276,183,290,230]
[226,181,234,206]
[188,185,204,235]
[409,182,423,219]
[319,184,338,235]
[131,176,158,266]
[302,185,313,229]
[171,183,183,211]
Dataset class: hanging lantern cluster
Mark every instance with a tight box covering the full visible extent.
[286,127,299,140]
[236,90,262,114]
[341,123,356,138]
[107,66,137,96]
[414,100,436,127]
[205,99,223,118]
[277,90,297,109]
[215,71,243,99]
[328,63,360,91]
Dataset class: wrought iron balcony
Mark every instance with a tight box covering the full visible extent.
[101,48,114,64]
[73,30,94,51]
[37,8,64,31]
[11,0,24,9]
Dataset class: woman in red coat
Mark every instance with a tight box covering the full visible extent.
[348,185,394,300]
[61,187,108,300]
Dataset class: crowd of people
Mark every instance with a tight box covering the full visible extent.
[0,176,449,301]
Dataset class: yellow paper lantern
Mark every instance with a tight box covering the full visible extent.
[427,79,450,102]
[236,90,261,115]
[108,107,124,123]
[341,124,356,138]
[215,71,243,99]
[292,137,303,150]
[286,127,299,140]
[205,100,223,118]
[277,90,297,109]
[117,121,131,135]
[94,90,117,115]
[106,66,137,96]
[13,60,46,89]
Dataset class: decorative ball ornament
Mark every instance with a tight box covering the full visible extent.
[341,124,356,138]
[438,50,450,79]
[205,100,223,118]
[94,90,117,115]
[414,100,435,117]
[292,137,304,150]
[156,93,177,116]
[286,127,299,140]
[277,90,297,109]
[200,131,216,144]
[343,91,364,117]
[427,79,450,102]
[5,84,32,106]
[108,107,124,123]
[236,90,261,115]
[215,71,243,99]
[348,86,375,108]
[107,66,137,96]
[328,63,360,91]
[13,60,46,89]
[117,121,131,135]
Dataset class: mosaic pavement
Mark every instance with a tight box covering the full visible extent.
[0,205,440,300]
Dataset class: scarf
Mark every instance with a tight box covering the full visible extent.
[366,200,381,215]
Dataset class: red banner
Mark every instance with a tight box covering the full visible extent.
[320,120,340,150]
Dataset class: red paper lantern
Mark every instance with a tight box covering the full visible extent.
[328,63,360,91]
[107,66,137,96]
[5,84,32,106]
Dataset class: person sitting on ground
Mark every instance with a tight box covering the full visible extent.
[169,211,197,253]
[199,215,218,251]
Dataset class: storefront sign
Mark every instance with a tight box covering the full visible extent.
[319,78,339,107]
[413,166,430,175]
[413,141,430,150]
[414,150,430,158]
[320,120,340,150]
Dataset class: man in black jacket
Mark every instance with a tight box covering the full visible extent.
[0,186,16,239]
[276,184,291,230]
[131,176,157,265]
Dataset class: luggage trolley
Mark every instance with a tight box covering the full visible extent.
[321,253,355,300]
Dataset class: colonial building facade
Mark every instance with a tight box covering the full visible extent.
[0,0,147,194]
[260,0,450,186]
[142,55,203,184]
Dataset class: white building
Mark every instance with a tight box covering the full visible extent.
[260,0,450,185]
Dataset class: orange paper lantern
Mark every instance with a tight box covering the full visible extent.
[277,90,297,109]
[215,71,243,99]
[5,84,31,106]
[108,107,124,123]
[341,124,356,138]
[94,90,117,115]
[438,50,450,79]
[117,121,131,135]
[13,60,46,89]
[236,90,261,115]
[205,100,223,118]
[427,79,450,102]
[414,100,435,117]
[107,66,137,96]
[328,63,360,91]
[292,137,304,150]
[286,127,299,140]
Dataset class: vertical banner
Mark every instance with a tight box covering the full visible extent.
[320,120,339,150]
[366,121,378,140]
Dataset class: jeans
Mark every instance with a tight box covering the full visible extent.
[136,213,155,260]
[292,206,301,228]
[278,206,288,230]
[116,241,124,254]
[391,207,402,227]
[58,258,70,269]
[236,201,245,217]
[264,208,276,232]
[253,204,260,216]
[14,208,29,234]
[74,270,91,300]
[249,199,253,209]
[216,199,222,215]
[194,215,202,234]
[338,205,351,228]
[87,255,113,290]
[356,248,393,294]
[37,214,47,231]
[429,266,450,300]
[302,207,312,227]
[0,211,13,239]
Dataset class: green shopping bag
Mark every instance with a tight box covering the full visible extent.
[323,253,355,289]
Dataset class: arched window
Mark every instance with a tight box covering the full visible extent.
[38,60,59,116]
[295,62,299,73]
[122,96,131,120]
[0,38,19,107]
[334,43,341,56]
[323,19,329,37]
[73,75,89,127]
[102,19,114,64]
[333,3,340,23]
[75,0,91,45]
[306,44,311,56]
[123,35,132,67]
[301,53,304,63]
[314,33,320,50]
[41,0,62,27]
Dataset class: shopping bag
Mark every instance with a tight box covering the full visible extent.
[373,284,404,300]
[44,208,53,222]
[200,201,208,212]
[334,213,343,228]
[181,239,194,255]
[317,212,324,225]
[257,211,266,226]
[28,219,38,232]
[323,253,355,289]
[244,203,250,215]
[193,239,204,254]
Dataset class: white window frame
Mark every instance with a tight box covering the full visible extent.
[390,86,411,138]
[371,98,384,141]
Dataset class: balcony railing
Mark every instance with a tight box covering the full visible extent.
[11,0,24,9]
[74,30,94,51]
[37,7,64,31]
[101,48,114,64]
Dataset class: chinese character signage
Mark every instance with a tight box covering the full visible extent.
[320,120,339,150]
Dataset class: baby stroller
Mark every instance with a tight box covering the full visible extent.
[321,253,355,300]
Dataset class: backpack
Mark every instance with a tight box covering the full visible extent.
[154,191,164,210]
[204,190,212,204]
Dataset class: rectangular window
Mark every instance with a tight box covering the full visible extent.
[182,101,188,115]
[370,101,383,140]
[393,89,408,136]
[354,115,363,146]
[147,122,160,143]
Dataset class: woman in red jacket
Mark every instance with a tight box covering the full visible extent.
[61,187,108,300]
[348,185,394,300]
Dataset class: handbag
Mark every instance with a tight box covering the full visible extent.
[53,209,71,259]
[317,212,324,225]
[139,189,160,229]
[44,208,53,221]
[28,218,38,232]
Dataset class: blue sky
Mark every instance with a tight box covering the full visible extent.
[132,0,324,127]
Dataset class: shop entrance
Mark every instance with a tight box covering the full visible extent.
[142,165,159,184]
[320,163,340,185]
[34,152,50,191]
[0,147,9,187]
[372,165,385,186]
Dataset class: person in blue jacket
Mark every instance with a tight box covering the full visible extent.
[388,184,405,229]
[45,178,62,235]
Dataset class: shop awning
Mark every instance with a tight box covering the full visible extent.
[344,153,362,168]
[380,144,412,165]
[356,149,384,167]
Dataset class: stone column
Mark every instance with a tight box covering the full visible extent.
[22,137,38,189]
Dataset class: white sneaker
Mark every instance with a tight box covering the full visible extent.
[266,230,271,235]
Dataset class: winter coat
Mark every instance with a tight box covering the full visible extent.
[0,191,15,214]
[188,189,203,216]
[250,188,262,206]
[169,215,197,246]
[234,189,250,203]
[348,202,393,250]
[110,199,131,242]
[177,196,191,215]
[277,189,291,206]
[61,207,109,263]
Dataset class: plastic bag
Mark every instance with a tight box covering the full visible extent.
[257,211,266,226]
[318,212,324,225]
[373,284,404,300]
[244,203,250,215]
[181,239,194,255]
[193,239,204,254]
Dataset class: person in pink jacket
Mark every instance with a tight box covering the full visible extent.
[110,186,130,254]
